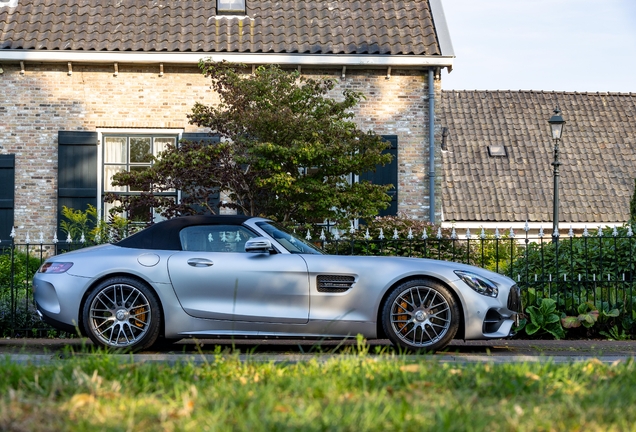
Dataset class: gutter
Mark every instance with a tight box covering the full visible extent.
[441,221,628,231]
[0,51,454,68]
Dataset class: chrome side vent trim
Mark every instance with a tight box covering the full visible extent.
[317,275,355,293]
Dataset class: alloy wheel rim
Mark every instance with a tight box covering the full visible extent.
[89,283,151,347]
[390,286,451,347]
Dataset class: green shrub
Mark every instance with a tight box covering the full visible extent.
[60,204,141,244]
[0,250,44,336]
[316,216,522,271]
[514,225,636,339]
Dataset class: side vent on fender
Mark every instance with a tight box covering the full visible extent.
[507,284,521,312]
[317,275,355,293]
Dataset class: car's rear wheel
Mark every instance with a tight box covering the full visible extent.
[82,277,161,352]
[382,279,459,352]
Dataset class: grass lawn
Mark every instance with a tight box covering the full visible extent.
[1,344,635,431]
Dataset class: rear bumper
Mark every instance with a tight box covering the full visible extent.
[35,307,78,334]
[32,273,89,331]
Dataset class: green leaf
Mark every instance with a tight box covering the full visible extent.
[605,308,620,318]
[561,316,581,329]
[546,324,565,340]
[525,323,540,336]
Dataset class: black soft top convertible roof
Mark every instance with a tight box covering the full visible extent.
[115,215,253,250]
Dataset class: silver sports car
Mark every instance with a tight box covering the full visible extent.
[33,215,521,352]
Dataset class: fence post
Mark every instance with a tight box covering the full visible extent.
[9,238,15,335]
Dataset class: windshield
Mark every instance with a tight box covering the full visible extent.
[256,221,324,255]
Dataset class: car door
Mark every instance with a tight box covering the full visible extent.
[167,225,310,324]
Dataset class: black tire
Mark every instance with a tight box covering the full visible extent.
[382,279,459,352]
[82,276,161,352]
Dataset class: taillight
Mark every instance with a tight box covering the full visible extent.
[39,262,73,273]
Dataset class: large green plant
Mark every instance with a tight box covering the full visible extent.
[524,298,565,339]
[109,61,393,224]
[60,205,137,244]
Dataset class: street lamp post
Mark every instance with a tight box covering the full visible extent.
[548,107,566,241]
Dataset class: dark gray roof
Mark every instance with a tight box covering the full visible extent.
[0,0,441,55]
[440,90,636,224]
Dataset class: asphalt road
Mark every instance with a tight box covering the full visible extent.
[2,337,636,364]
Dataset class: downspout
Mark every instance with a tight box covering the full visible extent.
[428,0,454,224]
[428,68,436,223]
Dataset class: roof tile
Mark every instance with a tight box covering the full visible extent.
[0,0,440,55]
[440,90,636,224]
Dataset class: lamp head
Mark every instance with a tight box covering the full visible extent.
[548,107,565,140]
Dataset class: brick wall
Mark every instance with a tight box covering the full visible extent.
[0,62,442,238]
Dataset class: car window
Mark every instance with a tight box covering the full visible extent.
[179,225,257,252]
[255,221,324,255]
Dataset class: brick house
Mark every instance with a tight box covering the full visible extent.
[439,90,636,235]
[0,0,455,240]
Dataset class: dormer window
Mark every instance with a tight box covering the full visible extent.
[487,145,507,157]
[217,0,245,14]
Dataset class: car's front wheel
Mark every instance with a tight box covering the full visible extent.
[382,279,459,352]
[82,277,161,351]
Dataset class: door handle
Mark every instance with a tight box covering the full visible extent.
[187,258,214,267]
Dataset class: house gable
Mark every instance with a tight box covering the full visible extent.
[0,1,452,236]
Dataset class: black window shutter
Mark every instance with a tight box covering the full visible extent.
[57,131,98,240]
[0,154,15,241]
[180,133,221,215]
[360,135,398,216]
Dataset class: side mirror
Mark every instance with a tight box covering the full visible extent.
[244,237,273,253]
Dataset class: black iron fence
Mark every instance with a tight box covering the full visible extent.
[0,238,88,337]
[325,227,632,300]
[2,225,636,337]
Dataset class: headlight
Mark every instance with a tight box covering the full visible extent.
[39,262,73,274]
[454,270,499,298]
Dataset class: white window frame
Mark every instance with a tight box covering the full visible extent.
[97,128,184,223]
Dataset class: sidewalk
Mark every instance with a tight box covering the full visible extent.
[2,337,636,361]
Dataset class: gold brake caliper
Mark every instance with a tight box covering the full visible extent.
[132,307,148,328]
[397,301,409,334]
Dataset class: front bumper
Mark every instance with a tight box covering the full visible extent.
[458,280,520,340]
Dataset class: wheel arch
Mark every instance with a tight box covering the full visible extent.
[77,272,167,339]
[375,275,466,340]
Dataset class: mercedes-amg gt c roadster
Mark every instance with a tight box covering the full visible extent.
[33,215,521,352]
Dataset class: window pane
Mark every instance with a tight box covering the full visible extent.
[130,137,152,163]
[153,198,173,223]
[104,137,127,163]
[104,166,126,192]
[129,166,149,192]
[103,200,123,219]
[154,137,175,156]
[130,204,152,223]
[218,0,244,11]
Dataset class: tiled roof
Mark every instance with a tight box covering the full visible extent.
[440,90,636,224]
[0,1,441,55]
